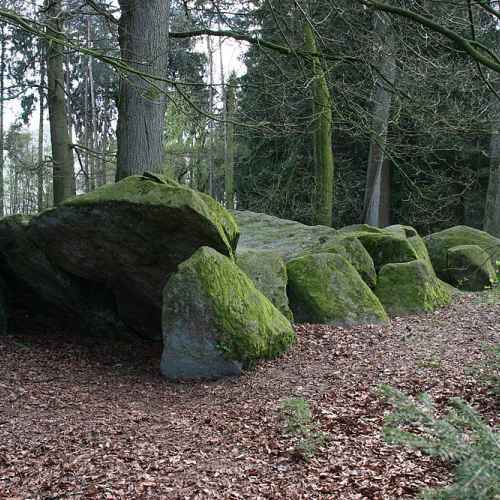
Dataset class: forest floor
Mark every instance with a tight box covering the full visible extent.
[0,290,499,499]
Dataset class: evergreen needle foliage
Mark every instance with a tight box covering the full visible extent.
[379,385,500,500]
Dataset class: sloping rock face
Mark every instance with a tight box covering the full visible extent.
[1,175,239,339]
[232,210,376,287]
[236,249,293,320]
[286,253,388,326]
[424,226,500,282]
[374,260,452,316]
[447,245,496,291]
[161,247,295,379]
[338,225,418,271]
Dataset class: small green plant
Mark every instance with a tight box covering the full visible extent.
[279,398,327,461]
[416,355,443,370]
[472,344,500,402]
[379,385,500,499]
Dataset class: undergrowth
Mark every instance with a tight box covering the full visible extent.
[380,385,499,499]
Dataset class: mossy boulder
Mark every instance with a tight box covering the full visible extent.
[232,210,377,287]
[374,260,452,316]
[424,226,500,282]
[28,175,239,338]
[161,247,295,380]
[286,253,388,326]
[0,276,6,336]
[338,224,418,271]
[0,215,128,337]
[447,245,497,291]
[236,249,293,320]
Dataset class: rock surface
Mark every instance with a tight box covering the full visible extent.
[425,225,500,281]
[236,249,293,320]
[233,210,376,287]
[286,253,388,326]
[161,247,295,379]
[28,175,239,338]
[447,245,497,291]
[374,260,452,315]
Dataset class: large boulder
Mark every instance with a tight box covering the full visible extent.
[338,225,418,271]
[233,210,377,287]
[236,249,293,320]
[286,253,388,326]
[161,247,295,380]
[1,175,239,340]
[447,245,497,291]
[424,226,500,281]
[374,260,452,316]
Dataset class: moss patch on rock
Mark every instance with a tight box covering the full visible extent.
[161,247,295,379]
[424,225,500,282]
[374,260,452,316]
[236,249,293,320]
[286,253,388,326]
[447,245,497,291]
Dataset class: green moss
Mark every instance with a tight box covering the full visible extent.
[63,175,239,257]
[375,260,452,316]
[286,253,388,326]
[171,247,295,364]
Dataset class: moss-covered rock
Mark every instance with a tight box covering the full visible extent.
[286,253,388,326]
[447,245,497,291]
[28,175,239,338]
[424,225,500,282]
[232,210,377,287]
[0,276,6,336]
[374,260,452,316]
[161,247,295,380]
[236,249,293,320]
[312,236,377,288]
[0,214,132,338]
[338,224,419,271]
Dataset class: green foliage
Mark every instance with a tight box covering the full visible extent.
[472,344,500,402]
[380,385,500,499]
[279,398,328,461]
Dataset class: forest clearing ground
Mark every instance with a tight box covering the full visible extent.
[0,293,498,499]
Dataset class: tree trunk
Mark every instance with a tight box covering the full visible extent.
[485,32,500,237]
[37,38,45,211]
[88,16,97,191]
[304,23,334,227]
[362,12,397,227]
[46,0,75,205]
[115,0,171,180]
[206,34,215,197]
[0,23,5,216]
[224,75,236,209]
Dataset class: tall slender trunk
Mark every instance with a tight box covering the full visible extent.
[46,0,75,205]
[485,32,500,237]
[116,0,171,180]
[362,12,397,227]
[37,39,45,211]
[206,35,215,197]
[0,24,5,217]
[224,76,236,209]
[304,23,334,227]
[87,16,96,191]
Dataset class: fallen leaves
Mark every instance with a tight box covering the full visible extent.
[0,294,498,498]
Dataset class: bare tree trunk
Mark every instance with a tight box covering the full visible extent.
[206,34,214,197]
[485,32,500,237]
[224,75,236,209]
[88,16,96,191]
[0,23,5,216]
[363,12,397,227]
[304,23,334,227]
[115,0,171,180]
[46,0,75,205]
[37,38,45,211]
